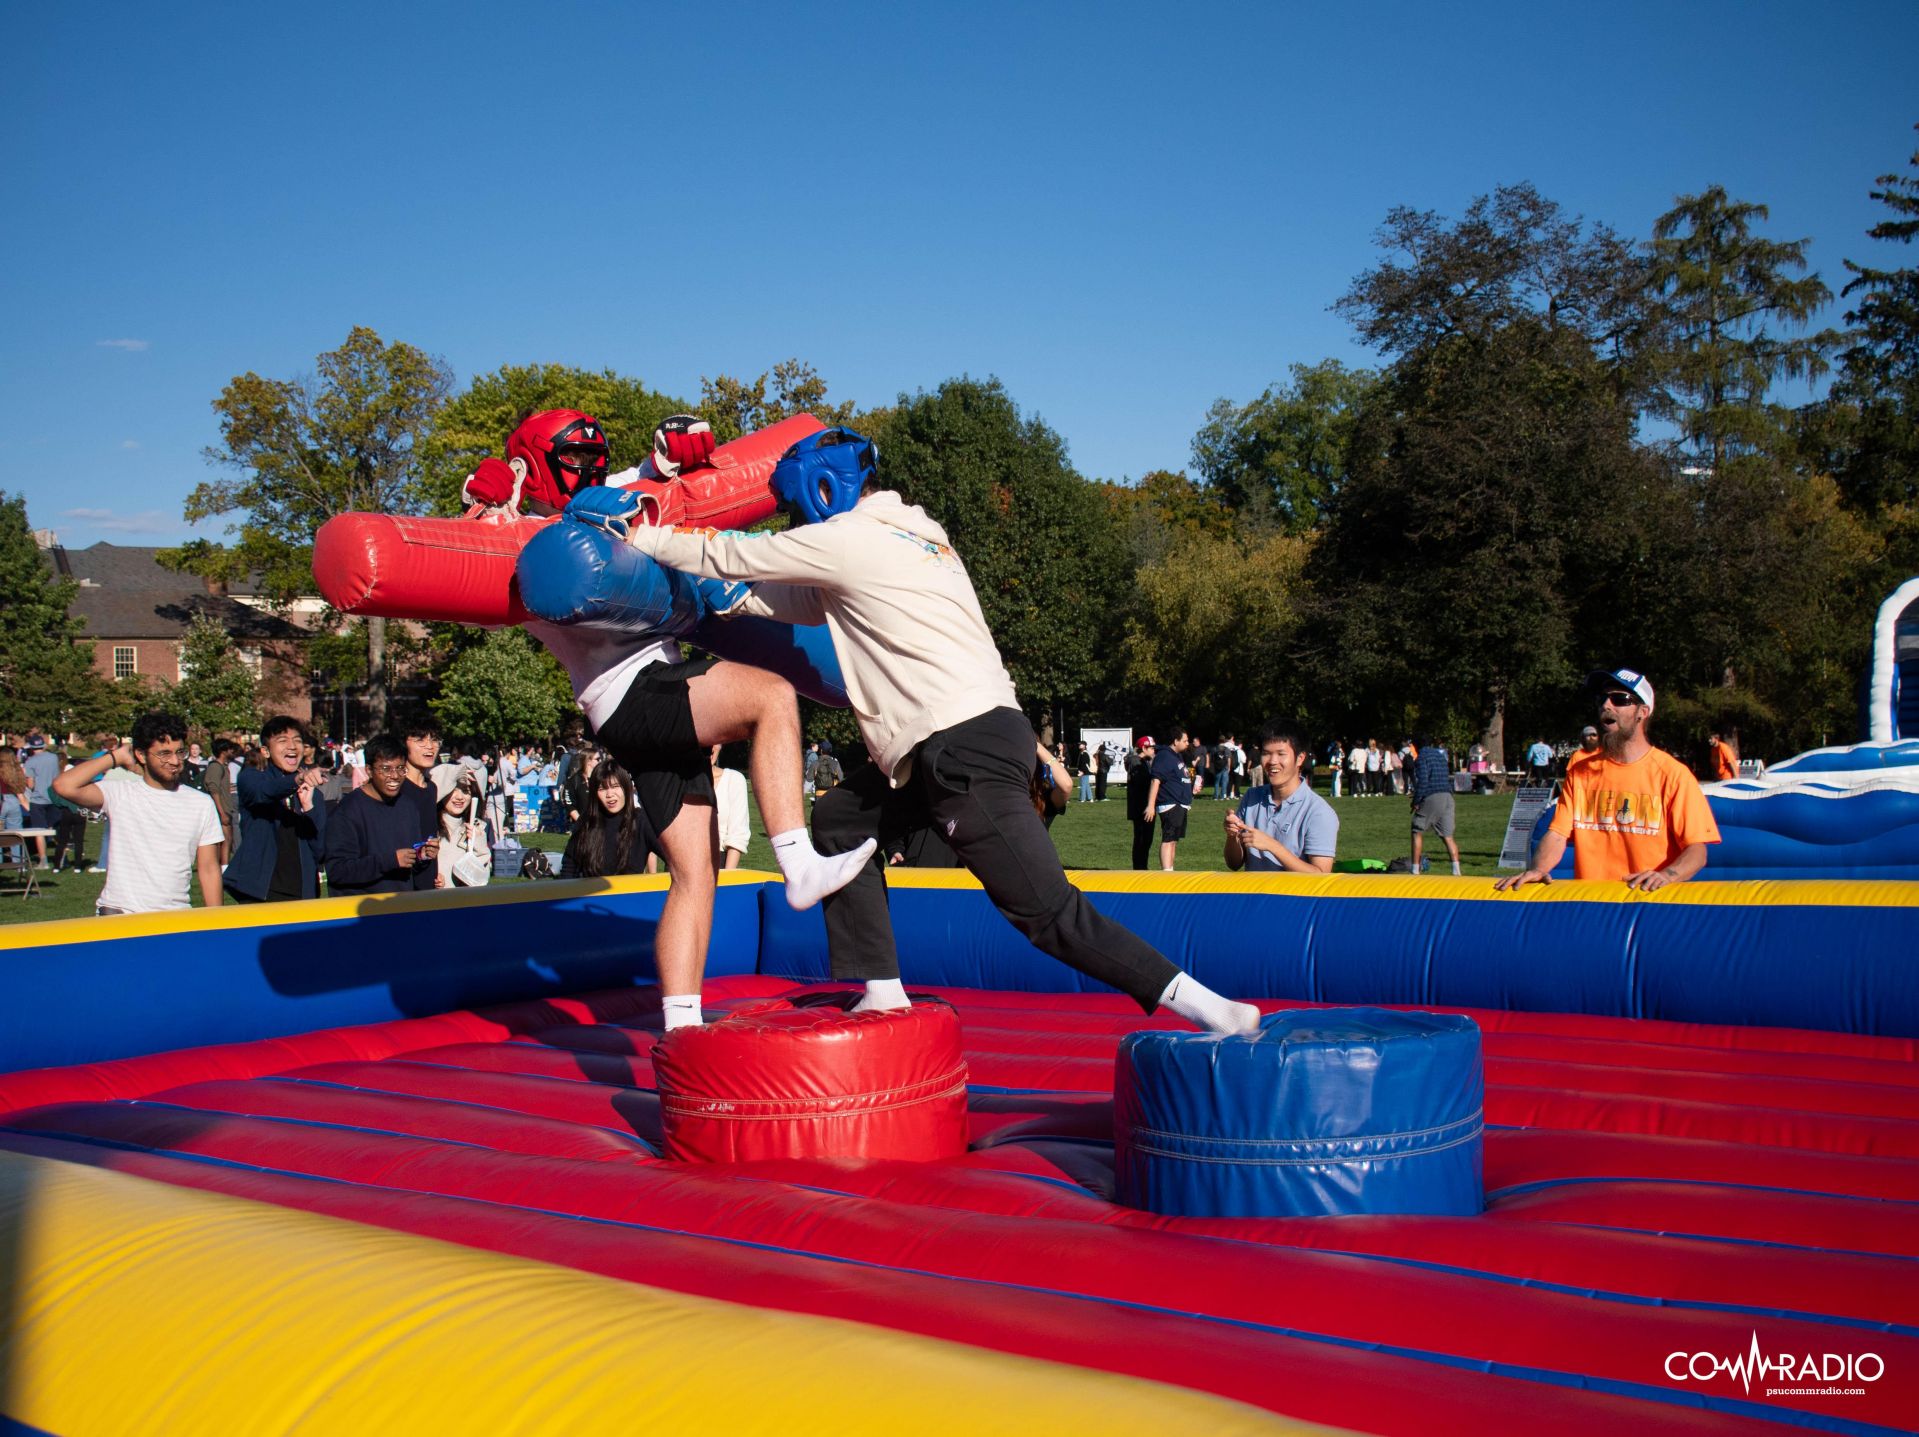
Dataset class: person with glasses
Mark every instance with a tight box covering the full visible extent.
[1496,668,1719,892]
[322,735,440,897]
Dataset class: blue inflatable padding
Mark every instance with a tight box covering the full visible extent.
[517,521,708,633]
[1527,784,1919,880]
[692,612,848,708]
[756,879,1919,1036]
[1114,1007,1484,1217]
[0,881,763,1076]
[1769,740,1919,774]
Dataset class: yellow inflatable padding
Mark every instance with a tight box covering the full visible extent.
[875,867,1919,907]
[0,1150,1325,1436]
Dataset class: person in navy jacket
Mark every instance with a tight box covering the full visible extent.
[225,716,329,903]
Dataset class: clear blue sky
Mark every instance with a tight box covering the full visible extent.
[4,1,1914,548]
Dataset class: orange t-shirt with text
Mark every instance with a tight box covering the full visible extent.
[1548,747,1721,881]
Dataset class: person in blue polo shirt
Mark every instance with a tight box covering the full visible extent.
[1224,720,1339,874]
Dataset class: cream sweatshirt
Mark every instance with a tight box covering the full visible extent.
[626,491,1019,786]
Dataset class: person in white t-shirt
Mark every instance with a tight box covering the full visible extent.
[55,710,224,915]
[710,744,750,870]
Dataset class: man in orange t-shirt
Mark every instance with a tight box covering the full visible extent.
[1709,731,1739,783]
[1496,668,1720,892]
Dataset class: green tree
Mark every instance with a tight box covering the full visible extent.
[430,628,573,743]
[0,493,122,735]
[868,378,1128,714]
[163,326,453,733]
[699,358,856,442]
[1645,186,1842,468]
[1306,319,1660,761]
[418,363,691,516]
[1335,183,1652,376]
[1191,360,1379,529]
[1817,128,1919,526]
[165,616,261,739]
[1121,526,1313,729]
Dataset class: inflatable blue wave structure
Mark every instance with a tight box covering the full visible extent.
[1531,740,1919,881]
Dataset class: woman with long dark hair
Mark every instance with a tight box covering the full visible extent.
[560,759,661,878]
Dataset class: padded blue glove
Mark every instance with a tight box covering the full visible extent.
[519,521,706,637]
[694,576,752,618]
[563,484,647,540]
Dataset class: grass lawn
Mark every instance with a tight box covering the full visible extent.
[0,781,1518,926]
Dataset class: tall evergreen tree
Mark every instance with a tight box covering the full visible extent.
[0,494,119,735]
[1830,127,1919,519]
[1645,187,1841,468]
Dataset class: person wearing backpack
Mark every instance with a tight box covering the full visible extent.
[812,739,844,797]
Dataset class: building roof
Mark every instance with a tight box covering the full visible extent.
[46,542,307,642]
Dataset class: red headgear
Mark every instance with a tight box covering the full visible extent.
[505,410,610,508]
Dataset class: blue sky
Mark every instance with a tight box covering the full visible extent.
[4,1,1914,549]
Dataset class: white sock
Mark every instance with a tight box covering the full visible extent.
[852,978,910,1013]
[1158,973,1261,1036]
[661,994,704,1031]
[772,829,878,910]
[1451,861,1462,876]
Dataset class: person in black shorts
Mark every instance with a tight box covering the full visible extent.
[467,411,873,1032]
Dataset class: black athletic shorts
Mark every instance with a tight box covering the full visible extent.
[1156,805,1190,842]
[590,655,718,833]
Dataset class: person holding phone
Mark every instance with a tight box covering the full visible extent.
[322,734,440,897]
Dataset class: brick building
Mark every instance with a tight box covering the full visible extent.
[41,540,319,726]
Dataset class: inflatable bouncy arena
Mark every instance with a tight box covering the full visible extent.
[7,423,1916,1433]
[2,871,1918,1435]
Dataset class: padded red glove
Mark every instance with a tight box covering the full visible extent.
[653,414,715,478]
[461,456,521,508]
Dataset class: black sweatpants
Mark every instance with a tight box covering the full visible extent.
[811,707,1180,1012]
[1131,818,1156,871]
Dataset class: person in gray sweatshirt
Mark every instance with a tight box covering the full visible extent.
[574,428,1258,1035]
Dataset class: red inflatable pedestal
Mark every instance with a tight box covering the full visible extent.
[653,1001,970,1163]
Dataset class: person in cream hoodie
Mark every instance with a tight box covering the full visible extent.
[569,428,1259,1035]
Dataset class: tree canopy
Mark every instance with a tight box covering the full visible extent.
[0,493,124,736]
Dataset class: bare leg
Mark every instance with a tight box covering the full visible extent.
[1160,839,1177,872]
[1412,830,1425,873]
[653,798,717,1001]
[684,661,803,836]
[685,659,870,909]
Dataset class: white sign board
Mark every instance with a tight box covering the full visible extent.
[1080,728,1133,784]
[1497,786,1557,869]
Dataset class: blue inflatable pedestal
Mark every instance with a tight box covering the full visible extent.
[1114,1008,1485,1218]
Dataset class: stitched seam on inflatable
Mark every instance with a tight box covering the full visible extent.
[1126,1126,1485,1165]
[1125,1110,1485,1149]
[661,1079,969,1121]
[658,1064,967,1111]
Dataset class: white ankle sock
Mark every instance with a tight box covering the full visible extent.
[852,978,910,1013]
[1158,973,1261,1036]
[661,994,704,1031]
[1451,861,1461,876]
[772,829,878,910]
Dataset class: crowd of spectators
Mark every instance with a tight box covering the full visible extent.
[1,666,1730,913]
[5,709,751,917]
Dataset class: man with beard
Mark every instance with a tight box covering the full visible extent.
[1496,668,1719,892]
[54,710,225,914]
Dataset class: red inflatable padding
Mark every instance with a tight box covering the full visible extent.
[312,415,824,625]
[652,1000,970,1163]
[8,1107,1915,1429]
[0,986,673,1118]
[0,1134,1743,1437]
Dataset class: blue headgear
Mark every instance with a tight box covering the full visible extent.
[770,427,878,526]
